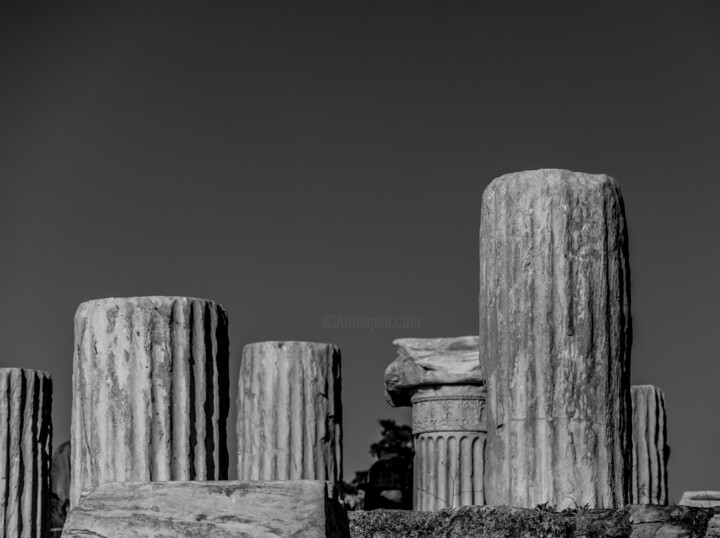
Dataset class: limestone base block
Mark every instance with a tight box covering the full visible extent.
[0,368,52,538]
[61,480,349,537]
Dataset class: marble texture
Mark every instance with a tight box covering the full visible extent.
[479,169,632,509]
[71,296,230,508]
[237,341,343,484]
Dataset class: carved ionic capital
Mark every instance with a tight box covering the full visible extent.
[411,385,486,434]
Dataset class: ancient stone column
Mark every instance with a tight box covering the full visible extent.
[71,296,229,508]
[237,341,343,484]
[385,336,485,511]
[0,368,52,538]
[479,169,632,509]
[631,385,669,505]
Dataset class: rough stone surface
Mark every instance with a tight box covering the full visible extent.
[237,341,343,484]
[631,385,669,504]
[62,480,349,537]
[349,505,720,537]
[385,336,481,408]
[385,337,485,511]
[0,368,53,538]
[479,169,632,509]
[628,505,718,537]
[71,296,230,508]
[681,492,720,508]
[706,515,720,537]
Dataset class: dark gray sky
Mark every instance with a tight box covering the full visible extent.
[1,2,718,502]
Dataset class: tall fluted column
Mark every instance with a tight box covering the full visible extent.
[479,169,632,509]
[385,337,485,511]
[236,341,343,484]
[631,385,669,504]
[0,368,52,538]
[71,297,229,508]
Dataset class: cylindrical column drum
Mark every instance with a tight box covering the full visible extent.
[71,296,229,508]
[236,341,343,484]
[479,169,632,509]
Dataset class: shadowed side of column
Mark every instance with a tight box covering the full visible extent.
[0,368,52,538]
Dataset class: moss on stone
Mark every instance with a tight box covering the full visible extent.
[348,505,720,538]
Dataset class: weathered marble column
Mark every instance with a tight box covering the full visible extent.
[385,337,485,511]
[237,341,343,484]
[631,385,669,505]
[479,169,632,509]
[0,368,52,538]
[71,297,229,508]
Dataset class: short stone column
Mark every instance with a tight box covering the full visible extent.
[479,169,632,509]
[236,341,343,484]
[631,385,669,504]
[385,336,485,511]
[71,297,230,508]
[0,368,52,538]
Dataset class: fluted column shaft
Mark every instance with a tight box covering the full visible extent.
[71,297,229,508]
[631,385,669,504]
[479,169,632,509]
[411,385,485,511]
[236,341,343,484]
[0,368,52,538]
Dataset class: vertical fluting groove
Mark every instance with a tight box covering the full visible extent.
[171,300,188,480]
[436,436,446,509]
[216,309,230,480]
[201,301,215,479]
[187,301,198,481]
[630,385,668,504]
[480,170,631,509]
[192,300,206,479]
[261,343,274,480]
[0,369,52,538]
[333,349,343,485]
[303,353,314,479]
[70,297,229,508]
[236,342,342,485]
[297,353,304,480]
[414,433,484,510]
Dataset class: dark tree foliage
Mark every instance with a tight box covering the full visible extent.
[369,420,413,460]
[344,419,414,510]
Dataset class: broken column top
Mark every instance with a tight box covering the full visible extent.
[384,336,482,407]
[487,169,617,191]
[76,296,223,307]
[245,341,339,350]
